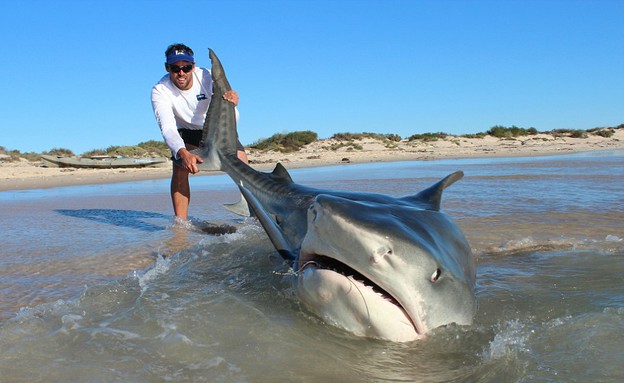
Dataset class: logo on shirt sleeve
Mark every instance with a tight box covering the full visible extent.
[196,93,207,101]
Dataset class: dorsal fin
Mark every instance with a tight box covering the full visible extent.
[402,171,463,211]
[268,163,294,184]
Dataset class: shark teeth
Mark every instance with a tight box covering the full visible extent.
[301,254,400,306]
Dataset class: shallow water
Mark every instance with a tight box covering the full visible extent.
[1,151,623,382]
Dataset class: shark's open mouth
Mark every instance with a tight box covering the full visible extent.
[299,254,401,306]
[296,251,422,339]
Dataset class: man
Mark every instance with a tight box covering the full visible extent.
[151,43,248,220]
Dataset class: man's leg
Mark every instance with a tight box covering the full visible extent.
[170,147,246,220]
[171,163,191,220]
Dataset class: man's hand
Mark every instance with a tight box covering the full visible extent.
[223,90,239,106]
[177,148,204,174]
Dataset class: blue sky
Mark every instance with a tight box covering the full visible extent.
[1,0,622,154]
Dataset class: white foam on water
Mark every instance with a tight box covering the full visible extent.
[88,326,142,340]
[483,319,532,361]
[14,298,75,321]
[483,234,623,256]
[155,318,199,347]
[59,313,84,332]
[198,227,246,246]
[135,255,172,293]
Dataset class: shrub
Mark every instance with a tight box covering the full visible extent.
[137,140,170,157]
[0,147,26,162]
[569,130,587,139]
[82,149,108,157]
[361,132,388,141]
[487,125,531,138]
[138,140,169,151]
[461,132,487,139]
[331,132,397,142]
[106,145,148,157]
[552,129,573,135]
[80,141,170,157]
[44,147,75,156]
[329,143,348,151]
[407,132,448,142]
[332,132,363,141]
[592,129,614,138]
[552,129,588,138]
[21,152,41,161]
[250,130,318,152]
[588,127,616,138]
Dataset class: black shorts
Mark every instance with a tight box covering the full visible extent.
[178,129,245,151]
[178,129,203,147]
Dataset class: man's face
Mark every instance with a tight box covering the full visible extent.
[167,60,195,90]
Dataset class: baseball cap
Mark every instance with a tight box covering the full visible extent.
[166,49,195,64]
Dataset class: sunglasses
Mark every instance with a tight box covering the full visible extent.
[167,64,194,73]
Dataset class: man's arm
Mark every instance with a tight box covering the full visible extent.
[151,85,186,158]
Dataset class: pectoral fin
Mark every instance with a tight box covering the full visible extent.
[238,182,296,262]
[224,194,251,217]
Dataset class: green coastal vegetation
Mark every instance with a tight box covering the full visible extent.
[1,124,622,162]
[244,124,621,153]
[0,140,170,163]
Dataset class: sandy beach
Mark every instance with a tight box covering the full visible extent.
[1,128,622,192]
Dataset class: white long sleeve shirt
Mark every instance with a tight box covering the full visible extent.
[151,67,238,158]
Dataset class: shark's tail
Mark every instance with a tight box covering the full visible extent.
[207,49,251,216]
[184,49,241,172]
[174,49,251,216]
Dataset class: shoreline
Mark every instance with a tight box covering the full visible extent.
[2,130,623,192]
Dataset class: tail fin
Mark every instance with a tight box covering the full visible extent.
[179,49,241,171]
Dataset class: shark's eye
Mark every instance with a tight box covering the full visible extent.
[431,268,442,282]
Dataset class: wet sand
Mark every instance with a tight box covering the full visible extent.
[1,129,622,192]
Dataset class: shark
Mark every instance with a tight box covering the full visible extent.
[185,49,476,342]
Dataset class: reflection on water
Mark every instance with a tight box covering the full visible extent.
[0,150,623,382]
[55,209,170,232]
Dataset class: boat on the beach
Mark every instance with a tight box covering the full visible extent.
[41,154,168,169]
